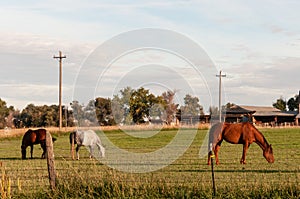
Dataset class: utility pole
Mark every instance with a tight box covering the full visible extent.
[53,51,66,131]
[216,70,226,122]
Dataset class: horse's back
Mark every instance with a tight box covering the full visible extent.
[82,130,101,146]
[70,130,101,146]
[35,129,47,143]
[209,122,248,145]
[22,128,47,145]
[222,122,257,144]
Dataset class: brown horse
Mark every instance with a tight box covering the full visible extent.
[21,129,56,159]
[207,122,274,165]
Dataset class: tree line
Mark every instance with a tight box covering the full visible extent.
[272,95,299,111]
[1,88,298,129]
[0,87,204,129]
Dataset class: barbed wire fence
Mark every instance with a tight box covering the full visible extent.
[0,126,299,197]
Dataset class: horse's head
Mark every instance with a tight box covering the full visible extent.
[263,144,274,163]
[21,145,26,159]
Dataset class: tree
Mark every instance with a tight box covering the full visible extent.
[287,94,299,111]
[161,90,178,125]
[84,100,98,125]
[111,96,125,125]
[94,97,114,126]
[129,87,162,124]
[20,104,73,128]
[111,87,133,125]
[209,106,219,116]
[20,104,35,127]
[181,94,203,116]
[70,101,85,126]
[0,98,14,129]
[272,97,286,111]
[41,105,58,127]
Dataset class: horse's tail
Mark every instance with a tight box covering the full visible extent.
[208,122,224,150]
[69,132,76,144]
[70,132,76,160]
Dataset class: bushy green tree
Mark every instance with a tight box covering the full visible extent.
[70,101,85,126]
[287,95,299,111]
[272,97,286,111]
[112,87,133,125]
[129,87,163,124]
[94,97,115,126]
[20,104,73,127]
[0,98,13,129]
[181,94,203,116]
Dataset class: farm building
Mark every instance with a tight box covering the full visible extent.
[177,114,211,125]
[225,105,297,126]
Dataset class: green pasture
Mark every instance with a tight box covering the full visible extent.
[0,127,299,198]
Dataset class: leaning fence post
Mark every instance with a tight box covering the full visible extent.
[46,131,56,190]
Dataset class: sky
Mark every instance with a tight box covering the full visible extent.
[0,0,299,112]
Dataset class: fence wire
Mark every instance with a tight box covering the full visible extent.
[0,127,299,196]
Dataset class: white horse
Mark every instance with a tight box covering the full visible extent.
[69,130,105,160]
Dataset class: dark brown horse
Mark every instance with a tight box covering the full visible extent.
[207,122,274,165]
[21,129,56,159]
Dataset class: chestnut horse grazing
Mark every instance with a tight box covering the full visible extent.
[207,122,274,165]
[21,129,56,159]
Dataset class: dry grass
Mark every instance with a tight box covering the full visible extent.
[0,123,210,139]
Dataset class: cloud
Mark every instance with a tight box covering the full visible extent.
[0,0,299,111]
[0,83,72,109]
[223,56,300,106]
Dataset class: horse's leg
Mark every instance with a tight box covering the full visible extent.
[214,144,221,165]
[71,144,75,160]
[207,151,212,165]
[71,134,75,160]
[30,145,33,159]
[41,142,46,159]
[97,143,105,158]
[76,145,80,160]
[89,145,93,159]
[208,140,222,165]
[240,143,249,164]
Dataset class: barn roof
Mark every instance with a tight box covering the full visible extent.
[225,105,297,117]
[225,105,256,114]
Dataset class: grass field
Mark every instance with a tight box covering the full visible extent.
[0,127,299,198]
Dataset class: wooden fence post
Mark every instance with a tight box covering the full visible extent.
[46,132,56,190]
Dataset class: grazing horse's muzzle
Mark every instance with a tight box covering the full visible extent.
[265,154,275,163]
[263,145,274,163]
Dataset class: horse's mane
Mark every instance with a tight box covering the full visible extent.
[249,123,270,148]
